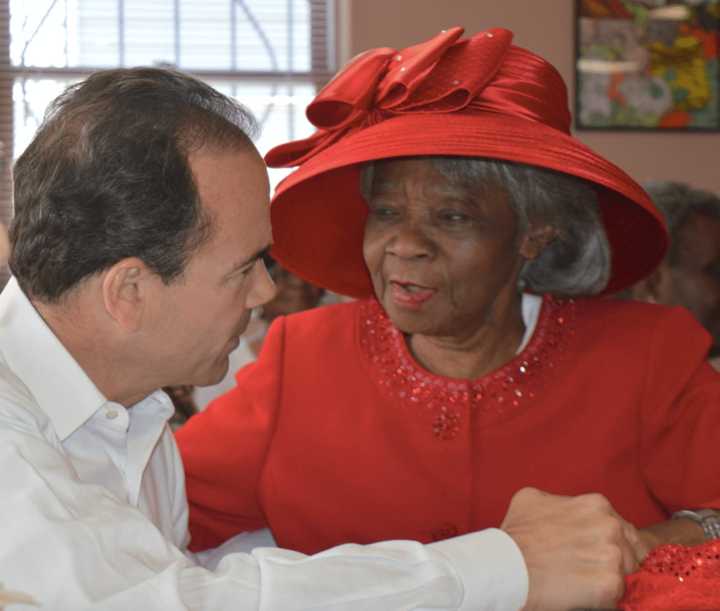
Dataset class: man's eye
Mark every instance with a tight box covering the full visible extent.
[240,262,257,276]
[233,262,255,280]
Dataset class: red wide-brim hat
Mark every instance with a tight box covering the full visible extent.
[265,27,667,298]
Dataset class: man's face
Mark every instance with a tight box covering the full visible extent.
[145,145,276,387]
[661,213,720,356]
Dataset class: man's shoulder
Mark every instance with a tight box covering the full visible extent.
[0,358,48,438]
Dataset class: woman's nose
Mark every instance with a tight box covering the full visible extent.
[386,222,434,259]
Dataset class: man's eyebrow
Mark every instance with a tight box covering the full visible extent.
[224,245,272,278]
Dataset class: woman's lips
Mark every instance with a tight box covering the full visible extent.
[389,280,436,310]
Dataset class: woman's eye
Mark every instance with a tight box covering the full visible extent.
[440,210,470,223]
[368,205,397,219]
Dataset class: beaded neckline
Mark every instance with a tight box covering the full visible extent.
[358,295,576,439]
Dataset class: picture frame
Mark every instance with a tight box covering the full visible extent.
[574,0,720,131]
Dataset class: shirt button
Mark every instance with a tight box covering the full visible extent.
[106,409,119,420]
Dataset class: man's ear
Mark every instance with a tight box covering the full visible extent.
[100,258,150,331]
[519,225,558,260]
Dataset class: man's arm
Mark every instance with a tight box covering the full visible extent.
[1,427,524,610]
[2,426,641,610]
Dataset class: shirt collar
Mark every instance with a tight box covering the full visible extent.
[0,278,108,440]
[131,390,176,423]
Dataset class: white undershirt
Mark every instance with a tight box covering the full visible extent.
[518,293,543,354]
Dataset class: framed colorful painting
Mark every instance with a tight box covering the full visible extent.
[575,0,720,130]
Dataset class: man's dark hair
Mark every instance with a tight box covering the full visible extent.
[10,67,258,302]
[645,181,720,265]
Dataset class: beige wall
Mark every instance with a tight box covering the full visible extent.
[337,0,719,193]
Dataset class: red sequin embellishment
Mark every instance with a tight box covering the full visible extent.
[620,541,720,610]
[358,296,576,439]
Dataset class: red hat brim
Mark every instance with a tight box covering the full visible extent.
[269,112,667,298]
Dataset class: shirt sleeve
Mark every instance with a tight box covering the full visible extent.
[640,306,720,511]
[176,317,288,552]
[0,427,527,611]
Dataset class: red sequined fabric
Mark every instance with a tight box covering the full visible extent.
[358,296,576,439]
[620,541,720,610]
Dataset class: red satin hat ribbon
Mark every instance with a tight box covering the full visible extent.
[266,27,523,168]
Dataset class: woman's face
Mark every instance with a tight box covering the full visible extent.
[363,158,529,339]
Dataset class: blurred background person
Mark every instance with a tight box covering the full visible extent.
[624,182,720,370]
[0,220,9,268]
[165,384,199,430]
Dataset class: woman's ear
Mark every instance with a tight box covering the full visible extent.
[519,225,558,260]
[629,264,670,304]
[100,258,149,331]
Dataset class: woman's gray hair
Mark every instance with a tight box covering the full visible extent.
[361,156,611,296]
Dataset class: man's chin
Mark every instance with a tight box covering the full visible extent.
[195,361,230,388]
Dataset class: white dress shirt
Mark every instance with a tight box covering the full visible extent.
[0,278,528,610]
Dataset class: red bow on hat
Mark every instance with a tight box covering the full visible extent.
[266,27,513,168]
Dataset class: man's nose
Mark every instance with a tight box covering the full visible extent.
[247,260,277,309]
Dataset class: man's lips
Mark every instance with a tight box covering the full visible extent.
[232,314,252,344]
[389,280,436,309]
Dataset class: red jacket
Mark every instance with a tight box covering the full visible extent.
[177,296,720,554]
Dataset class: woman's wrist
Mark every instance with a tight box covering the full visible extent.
[637,518,706,560]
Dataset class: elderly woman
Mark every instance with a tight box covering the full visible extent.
[177,28,720,560]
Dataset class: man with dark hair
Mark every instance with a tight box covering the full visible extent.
[0,67,639,610]
[627,182,720,368]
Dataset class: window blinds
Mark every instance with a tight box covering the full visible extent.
[0,0,334,236]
